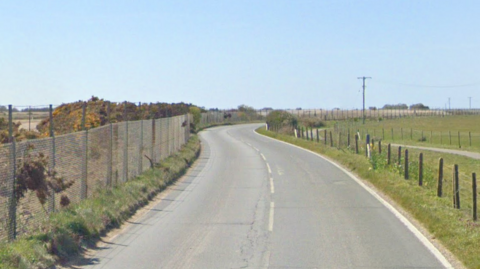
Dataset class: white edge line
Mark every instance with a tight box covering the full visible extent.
[266,163,272,174]
[269,202,275,231]
[270,177,275,194]
[254,129,453,268]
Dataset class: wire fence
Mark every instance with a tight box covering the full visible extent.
[269,123,480,222]
[284,108,480,121]
[0,114,191,243]
[339,125,480,150]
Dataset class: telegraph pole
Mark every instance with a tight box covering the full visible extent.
[358,76,372,124]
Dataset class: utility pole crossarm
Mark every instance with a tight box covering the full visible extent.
[358,76,372,124]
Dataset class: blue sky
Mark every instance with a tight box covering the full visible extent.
[1,1,479,109]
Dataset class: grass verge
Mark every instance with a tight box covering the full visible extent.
[0,135,201,269]
[257,128,480,269]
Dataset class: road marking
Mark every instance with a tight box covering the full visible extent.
[255,130,454,268]
[266,163,272,174]
[276,165,284,176]
[246,142,251,146]
[253,147,259,151]
[261,153,267,161]
[269,202,275,232]
[270,177,275,194]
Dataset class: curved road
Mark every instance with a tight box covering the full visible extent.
[84,124,449,268]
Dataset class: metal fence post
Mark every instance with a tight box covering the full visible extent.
[81,102,88,200]
[151,118,155,164]
[7,105,17,241]
[48,104,56,213]
[107,102,112,187]
[139,120,143,175]
[123,101,128,182]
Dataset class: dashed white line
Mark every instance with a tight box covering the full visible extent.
[253,147,259,151]
[261,153,267,161]
[269,177,275,194]
[269,202,275,232]
[266,163,272,174]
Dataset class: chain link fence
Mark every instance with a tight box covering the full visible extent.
[0,114,191,243]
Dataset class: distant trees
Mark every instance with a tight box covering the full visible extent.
[382,103,408,110]
[382,103,429,110]
[409,103,429,110]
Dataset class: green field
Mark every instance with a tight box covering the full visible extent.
[335,115,480,152]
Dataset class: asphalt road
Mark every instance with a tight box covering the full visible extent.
[84,124,450,269]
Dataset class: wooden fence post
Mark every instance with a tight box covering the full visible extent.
[419,153,423,186]
[458,131,461,148]
[338,131,342,149]
[347,129,350,147]
[469,131,472,147]
[324,129,327,145]
[366,134,370,157]
[473,173,477,221]
[387,144,391,165]
[438,158,443,197]
[401,128,403,140]
[330,131,333,147]
[404,149,409,179]
[397,146,402,165]
[316,129,319,143]
[453,164,460,209]
[379,140,382,154]
[355,134,359,154]
[310,128,314,141]
[306,128,309,140]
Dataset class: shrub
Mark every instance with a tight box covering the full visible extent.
[266,110,297,128]
[299,117,325,128]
